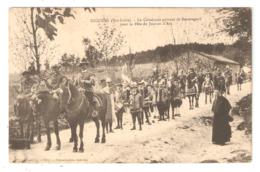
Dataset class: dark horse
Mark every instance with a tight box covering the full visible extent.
[59,80,108,152]
[30,91,61,151]
[13,96,35,148]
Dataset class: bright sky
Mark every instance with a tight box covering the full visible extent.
[9,8,234,73]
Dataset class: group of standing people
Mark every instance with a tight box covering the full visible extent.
[16,61,247,146]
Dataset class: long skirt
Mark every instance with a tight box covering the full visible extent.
[212,114,231,144]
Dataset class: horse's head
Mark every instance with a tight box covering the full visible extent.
[58,78,84,113]
[57,78,71,112]
[14,96,32,121]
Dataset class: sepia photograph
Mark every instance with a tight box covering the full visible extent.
[8,7,252,163]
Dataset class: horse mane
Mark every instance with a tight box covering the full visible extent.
[67,81,80,98]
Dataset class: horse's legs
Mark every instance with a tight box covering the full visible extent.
[94,118,100,143]
[171,101,175,119]
[137,111,142,130]
[79,123,84,152]
[188,97,192,109]
[140,110,144,124]
[29,119,34,144]
[167,103,170,120]
[20,122,24,138]
[36,115,42,143]
[109,121,113,132]
[54,119,61,150]
[105,122,109,133]
[69,126,74,143]
[101,120,106,143]
[191,96,194,109]
[205,94,207,104]
[120,112,123,129]
[44,120,51,151]
[24,122,31,149]
[71,123,78,152]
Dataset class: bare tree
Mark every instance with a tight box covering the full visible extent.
[10,11,56,73]
[93,22,125,71]
[10,8,95,74]
[82,38,102,67]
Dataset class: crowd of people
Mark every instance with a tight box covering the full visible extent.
[16,61,247,145]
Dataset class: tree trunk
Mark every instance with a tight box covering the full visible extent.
[30,8,41,74]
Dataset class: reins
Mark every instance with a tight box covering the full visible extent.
[65,83,85,114]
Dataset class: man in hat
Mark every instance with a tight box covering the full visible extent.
[114,83,125,129]
[75,61,99,117]
[143,83,152,125]
[138,80,145,124]
[129,82,142,130]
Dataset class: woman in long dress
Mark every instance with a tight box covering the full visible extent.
[211,90,233,145]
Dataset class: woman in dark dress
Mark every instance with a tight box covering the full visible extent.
[211,90,233,145]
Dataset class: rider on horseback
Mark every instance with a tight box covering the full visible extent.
[75,60,99,117]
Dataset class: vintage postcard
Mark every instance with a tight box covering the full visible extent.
[9,7,252,163]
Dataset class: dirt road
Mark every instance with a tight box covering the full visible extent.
[10,82,252,163]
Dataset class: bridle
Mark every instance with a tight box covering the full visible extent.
[64,82,85,114]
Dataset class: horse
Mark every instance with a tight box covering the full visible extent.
[13,96,35,148]
[59,80,108,152]
[30,91,61,151]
